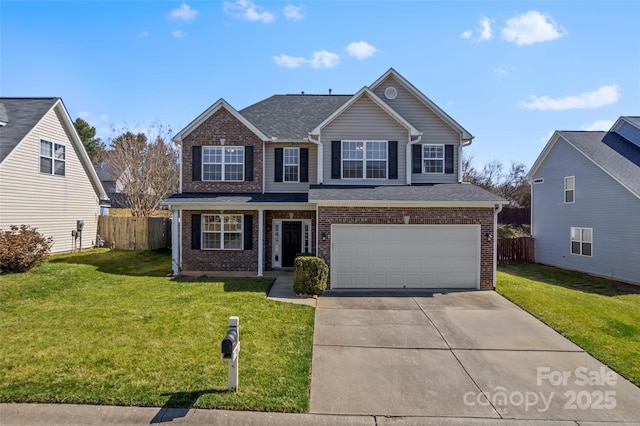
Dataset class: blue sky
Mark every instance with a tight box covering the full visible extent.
[2,1,639,169]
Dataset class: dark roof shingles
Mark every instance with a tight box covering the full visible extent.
[308,184,506,203]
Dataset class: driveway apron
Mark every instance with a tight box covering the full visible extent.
[309,290,640,422]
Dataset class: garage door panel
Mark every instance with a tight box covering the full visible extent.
[331,225,480,289]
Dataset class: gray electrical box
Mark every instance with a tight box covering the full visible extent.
[77,220,84,232]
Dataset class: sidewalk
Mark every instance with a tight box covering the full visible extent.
[265,271,316,307]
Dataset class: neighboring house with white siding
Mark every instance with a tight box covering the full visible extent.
[162,69,507,290]
[0,97,109,253]
[528,116,640,285]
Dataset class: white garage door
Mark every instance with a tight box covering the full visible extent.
[331,224,480,289]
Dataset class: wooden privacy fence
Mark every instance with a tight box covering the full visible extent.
[497,237,535,264]
[98,216,171,250]
[498,207,531,225]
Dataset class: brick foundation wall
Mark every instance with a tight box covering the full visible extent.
[182,210,258,272]
[182,108,263,193]
[317,206,495,290]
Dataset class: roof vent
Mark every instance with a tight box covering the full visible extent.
[384,87,397,100]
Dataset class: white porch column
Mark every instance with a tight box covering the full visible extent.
[257,209,264,276]
[171,208,180,276]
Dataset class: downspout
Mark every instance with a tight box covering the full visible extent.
[262,141,266,194]
[257,209,264,276]
[493,203,504,289]
[459,137,473,183]
[308,133,322,184]
[407,134,422,185]
[177,141,183,193]
[171,206,180,276]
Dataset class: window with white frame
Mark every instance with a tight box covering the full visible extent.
[202,146,244,181]
[40,140,65,176]
[564,176,575,203]
[284,147,299,182]
[202,214,243,250]
[342,141,387,179]
[422,144,444,174]
[571,227,592,256]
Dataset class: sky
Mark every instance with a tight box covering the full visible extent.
[2,1,639,170]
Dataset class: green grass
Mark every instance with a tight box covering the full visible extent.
[0,249,315,412]
[497,263,640,387]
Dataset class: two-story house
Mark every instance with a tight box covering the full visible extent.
[528,116,640,285]
[163,69,507,290]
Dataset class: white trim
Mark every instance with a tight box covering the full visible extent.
[311,200,504,208]
[533,178,544,184]
[369,68,473,141]
[201,214,244,250]
[570,226,593,257]
[202,146,245,182]
[257,209,264,276]
[564,176,575,204]
[271,218,311,268]
[283,147,300,183]
[421,143,445,174]
[39,139,66,176]
[171,209,180,276]
[162,201,315,211]
[610,116,640,133]
[172,98,268,143]
[340,140,389,180]
[309,87,420,137]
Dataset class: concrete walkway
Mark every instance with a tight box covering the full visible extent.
[309,289,640,423]
[266,271,316,307]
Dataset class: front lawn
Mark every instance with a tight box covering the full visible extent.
[0,249,315,412]
[497,263,640,387]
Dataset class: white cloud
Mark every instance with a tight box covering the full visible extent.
[461,17,493,43]
[460,30,472,40]
[172,30,185,38]
[502,11,566,46]
[309,50,340,69]
[493,64,515,76]
[138,31,150,38]
[99,114,109,122]
[283,4,302,21]
[78,111,91,119]
[273,54,306,69]
[520,84,620,110]
[223,0,275,23]
[581,120,615,131]
[168,3,198,22]
[346,41,377,60]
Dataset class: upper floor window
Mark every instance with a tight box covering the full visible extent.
[564,176,575,203]
[202,146,244,181]
[571,227,592,256]
[423,144,444,174]
[342,140,387,179]
[284,147,299,182]
[40,140,65,176]
[202,214,243,250]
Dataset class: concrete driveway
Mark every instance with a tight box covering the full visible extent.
[309,290,640,422]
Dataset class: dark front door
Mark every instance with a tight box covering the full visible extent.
[282,221,302,267]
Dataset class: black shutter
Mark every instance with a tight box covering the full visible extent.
[191,214,201,249]
[445,144,454,174]
[244,146,254,181]
[274,148,283,182]
[192,146,202,181]
[243,214,253,250]
[412,144,422,173]
[331,141,341,179]
[388,141,398,180]
[300,148,309,182]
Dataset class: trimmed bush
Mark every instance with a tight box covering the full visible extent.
[293,256,328,296]
[0,225,53,273]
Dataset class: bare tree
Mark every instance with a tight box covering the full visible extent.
[108,125,179,217]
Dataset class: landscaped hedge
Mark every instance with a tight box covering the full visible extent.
[0,225,53,273]
[293,255,328,296]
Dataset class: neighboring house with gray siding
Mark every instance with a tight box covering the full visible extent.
[528,116,640,285]
[0,98,109,253]
[163,69,507,290]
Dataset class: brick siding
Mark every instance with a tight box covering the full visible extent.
[317,206,496,290]
[182,108,263,193]
[265,210,316,270]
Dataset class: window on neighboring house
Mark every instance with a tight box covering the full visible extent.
[564,176,575,203]
[342,140,387,179]
[422,144,444,174]
[202,146,244,181]
[571,227,592,256]
[40,140,65,176]
[284,147,299,182]
[202,214,243,250]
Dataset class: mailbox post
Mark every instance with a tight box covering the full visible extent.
[220,316,240,391]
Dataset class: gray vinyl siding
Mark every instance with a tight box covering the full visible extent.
[321,95,408,185]
[617,122,640,147]
[265,142,317,192]
[531,139,640,284]
[0,106,101,253]
[373,75,460,184]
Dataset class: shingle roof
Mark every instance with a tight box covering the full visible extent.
[308,184,506,203]
[624,116,640,127]
[240,94,352,140]
[0,98,59,163]
[558,131,640,197]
